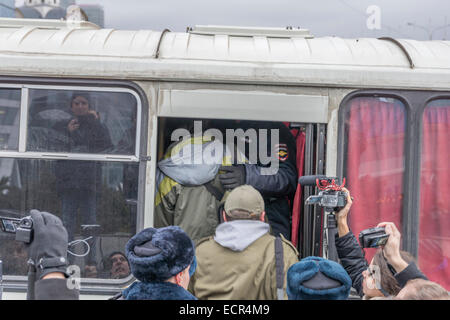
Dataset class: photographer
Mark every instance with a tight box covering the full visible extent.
[25,210,79,300]
[334,188,427,299]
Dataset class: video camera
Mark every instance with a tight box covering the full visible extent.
[299,175,347,212]
[0,216,34,243]
[359,227,390,248]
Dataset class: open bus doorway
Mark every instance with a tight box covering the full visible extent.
[155,117,327,257]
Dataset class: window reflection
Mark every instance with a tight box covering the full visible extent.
[27,89,137,155]
[0,158,138,279]
[0,89,21,151]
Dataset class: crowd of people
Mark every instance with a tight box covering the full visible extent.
[8,120,449,301]
[21,185,448,301]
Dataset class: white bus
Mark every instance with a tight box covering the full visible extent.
[0,18,448,299]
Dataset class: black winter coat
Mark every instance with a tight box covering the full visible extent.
[335,231,368,297]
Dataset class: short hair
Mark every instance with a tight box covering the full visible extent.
[396,279,449,300]
[224,209,261,222]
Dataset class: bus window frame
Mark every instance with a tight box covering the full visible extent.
[337,89,450,259]
[0,77,150,293]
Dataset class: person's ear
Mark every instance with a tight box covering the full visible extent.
[260,211,266,222]
[222,210,227,222]
[175,271,183,285]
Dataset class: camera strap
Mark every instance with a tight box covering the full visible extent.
[37,257,68,270]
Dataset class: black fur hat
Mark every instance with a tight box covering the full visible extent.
[126,226,195,282]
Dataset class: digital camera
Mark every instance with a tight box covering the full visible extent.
[0,216,34,243]
[358,227,389,248]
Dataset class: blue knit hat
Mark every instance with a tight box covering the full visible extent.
[286,256,352,300]
[126,226,195,282]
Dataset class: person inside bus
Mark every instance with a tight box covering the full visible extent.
[154,119,234,244]
[100,251,131,279]
[54,91,112,272]
[189,185,299,300]
[334,188,428,299]
[117,226,197,300]
[218,120,297,240]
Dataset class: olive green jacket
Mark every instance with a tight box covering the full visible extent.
[189,221,299,300]
[154,136,228,243]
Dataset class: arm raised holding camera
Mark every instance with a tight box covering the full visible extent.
[333,188,369,297]
[377,221,427,288]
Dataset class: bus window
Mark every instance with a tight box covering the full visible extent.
[343,96,406,260]
[26,89,137,155]
[0,158,138,279]
[0,85,142,283]
[419,99,449,290]
[0,88,21,151]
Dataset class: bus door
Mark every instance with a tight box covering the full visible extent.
[156,86,329,254]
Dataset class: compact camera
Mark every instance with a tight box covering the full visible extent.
[299,175,347,212]
[358,227,390,248]
[0,216,34,243]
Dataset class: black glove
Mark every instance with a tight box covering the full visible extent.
[27,210,69,280]
[219,165,246,190]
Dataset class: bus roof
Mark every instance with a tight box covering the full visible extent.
[0,18,449,89]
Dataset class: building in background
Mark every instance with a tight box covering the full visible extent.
[0,0,16,18]
[78,4,103,27]
[15,0,104,27]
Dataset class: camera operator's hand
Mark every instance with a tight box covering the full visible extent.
[219,165,246,190]
[27,210,69,280]
[336,187,352,237]
[377,222,408,274]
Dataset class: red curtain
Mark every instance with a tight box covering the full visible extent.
[346,97,405,263]
[419,104,450,290]
[290,129,306,247]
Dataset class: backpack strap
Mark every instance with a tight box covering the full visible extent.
[274,236,285,300]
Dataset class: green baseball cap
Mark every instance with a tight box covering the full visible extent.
[224,185,265,219]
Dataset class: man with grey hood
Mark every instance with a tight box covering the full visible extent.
[154,128,233,244]
[189,185,299,300]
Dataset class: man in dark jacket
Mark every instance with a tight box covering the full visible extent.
[218,121,297,240]
[335,188,427,299]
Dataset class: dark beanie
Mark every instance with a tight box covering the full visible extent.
[126,226,195,282]
[286,256,352,300]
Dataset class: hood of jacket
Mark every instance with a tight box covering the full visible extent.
[158,136,227,186]
[214,220,270,252]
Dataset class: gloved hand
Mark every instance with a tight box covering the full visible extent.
[27,210,69,280]
[219,165,246,190]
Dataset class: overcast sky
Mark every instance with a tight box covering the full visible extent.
[13,0,450,40]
